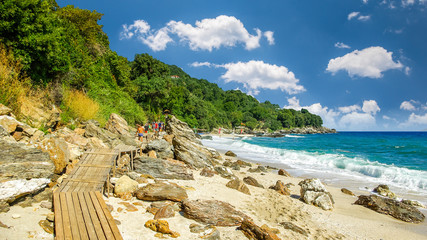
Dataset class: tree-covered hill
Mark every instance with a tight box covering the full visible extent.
[0,0,322,131]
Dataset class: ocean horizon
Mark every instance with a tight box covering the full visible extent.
[202,131,427,205]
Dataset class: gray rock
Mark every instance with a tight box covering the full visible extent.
[0,140,54,181]
[182,199,251,226]
[133,156,194,180]
[355,195,425,223]
[105,113,132,137]
[146,139,174,159]
[166,116,221,168]
[373,184,397,199]
[214,166,236,179]
[299,178,334,210]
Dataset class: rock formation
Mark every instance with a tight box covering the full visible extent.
[135,182,188,202]
[166,115,221,168]
[226,179,251,195]
[133,157,194,180]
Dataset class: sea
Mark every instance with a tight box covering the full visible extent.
[201,132,427,205]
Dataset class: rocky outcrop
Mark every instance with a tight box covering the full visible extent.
[0,115,45,144]
[299,178,334,210]
[135,182,188,202]
[226,179,251,195]
[0,140,54,181]
[181,199,251,226]
[373,184,396,199]
[105,113,131,137]
[84,120,138,148]
[240,219,281,240]
[200,167,216,177]
[133,156,194,180]
[166,115,221,168]
[355,195,425,223]
[146,139,174,159]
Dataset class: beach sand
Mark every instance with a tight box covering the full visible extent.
[1,150,426,239]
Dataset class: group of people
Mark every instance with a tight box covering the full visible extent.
[136,121,165,142]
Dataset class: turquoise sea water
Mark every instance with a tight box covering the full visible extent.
[202,132,427,204]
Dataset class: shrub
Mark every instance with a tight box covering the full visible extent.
[0,44,30,115]
[63,89,99,121]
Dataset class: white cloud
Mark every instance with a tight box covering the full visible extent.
[264,31,275,45]
[220,61,305,95]
[347,12,371,21]
[405,66,411,75]
[339,104,361,113]
[138,27,173,51]
[348,12,360,20]
[362,100,381,115]
[402,0,416,6]
[400,113,427,128]
[339,112,377,130]
[357,15,371,21]
[120,20,150,39]
[190,61,214,68]
[284,97,339,128]
[363,0,369,3]
[121,16,273,51]
[400,100,417,111]
[326,46,404,78]
[383,115,391,120]
[334,42,351,49]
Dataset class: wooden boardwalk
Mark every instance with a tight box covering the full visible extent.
[53,146,138,240]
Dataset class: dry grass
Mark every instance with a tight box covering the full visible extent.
[63,89,99,121]
[0,44,31,115]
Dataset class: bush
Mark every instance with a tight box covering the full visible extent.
[0,44,30,115]
[63,89,99,121]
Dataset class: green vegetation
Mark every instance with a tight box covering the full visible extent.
[0,0,323,131]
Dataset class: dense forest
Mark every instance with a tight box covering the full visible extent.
[0,0,322,131]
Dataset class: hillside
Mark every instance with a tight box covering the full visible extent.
[0,0,323,132]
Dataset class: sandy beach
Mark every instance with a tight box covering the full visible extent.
[1,147,426,240]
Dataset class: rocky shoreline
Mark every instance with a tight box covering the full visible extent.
[0,104,426,240]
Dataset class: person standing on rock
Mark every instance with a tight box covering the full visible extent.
[137,124,144,142]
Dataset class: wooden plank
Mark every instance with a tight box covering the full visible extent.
[89,192,114,240]
[78,164,112,168]
[63,178,105,184]
[83,192,106,240]
[77,192,98,239]
[84,152,118,155]
[71,192,89,240]
[59,192,72,240]
[65,192,81,239]
[95,192,123,240]
[53,192,64,240]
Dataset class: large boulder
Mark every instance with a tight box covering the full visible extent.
[84,120,117,146]
[105,113,132,137]
[133,156,194,180]
[373,184,396,199]
[135,182,188,202]
[355,195,425,223]
[299,178,334,210]
[166,116,221,168]
[181,199,251,226]
[114,175,139,196]
[146,139,174,159]
[37,138,70,174]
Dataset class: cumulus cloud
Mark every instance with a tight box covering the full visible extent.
[326,46,404,78]
[120,15,273,51]
[400,113,427,129]
[284,97,339,128]
[339,104,361,113]
[190,61,214,68]
[219,61,305,95]
[400,100,417,111]
[339,112,377,129]
[362,100,381,115]
[334,42,351,49]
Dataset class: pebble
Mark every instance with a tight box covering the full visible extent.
[12,214,21,219]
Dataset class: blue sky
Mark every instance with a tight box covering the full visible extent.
[57,0,427,131]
